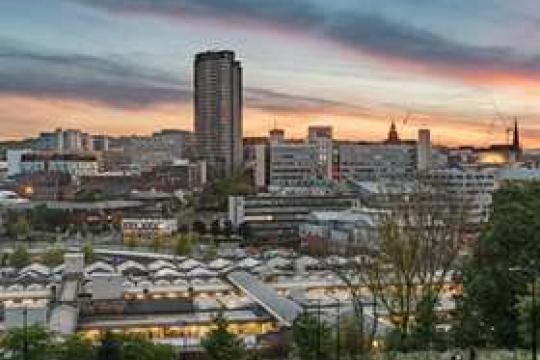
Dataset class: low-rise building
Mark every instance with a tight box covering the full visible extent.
[269,143,318,187]
[19,153,99,178]
[121,218,178,238]
[299,207,381,255]
[336,142,417,182]
[427,167,498,223]
[229,193,357,240]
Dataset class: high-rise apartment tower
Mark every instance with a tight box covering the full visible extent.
[194,50,243,179]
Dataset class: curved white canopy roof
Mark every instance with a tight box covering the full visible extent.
[178,258,204,271]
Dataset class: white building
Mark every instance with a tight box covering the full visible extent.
[7,149,32,177]
[121,218,178,237]
[337,142,417,181]
[19,153,99,178]
[307,126,333,180]
[269,143,318,187]
[300,207,381,254]
[428,167,498,223]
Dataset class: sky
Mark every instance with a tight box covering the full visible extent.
[1,0,540,148]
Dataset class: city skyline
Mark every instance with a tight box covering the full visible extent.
[1,1,540,148]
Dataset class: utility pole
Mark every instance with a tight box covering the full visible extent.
[317,299,321,360]
[23,307,28,360]
[326,292,341,360]
[533,275,537,360]
[335,298,341,360]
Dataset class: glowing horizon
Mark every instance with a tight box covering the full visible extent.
[1,0,540,148]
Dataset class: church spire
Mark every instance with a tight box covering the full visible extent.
[386,120,400,144]
[513,117,520,150]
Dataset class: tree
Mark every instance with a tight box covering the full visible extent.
[455,182,540,348]
[150,234,162,252]
[408,290,448,350]
[0,324,53,360]
[213,173,255,210]
[238,222,252,243]
[192,220,207,235]
[43,243,65,266]
[223,220,234,239]
[201,310,247,360]
[292,313,333,360]
[54,334,96,360]
[119,334,175,360]
[124,235,139,249]
[174,233,193,256]
[336,179,467,350]
[9,215,31,240]
[516,279,540,348]
[97,331,121,360]
[340,315,365,359]
[29,205,65,232]
[211,219,221,240]
[83,241,96,263]
[10,244,31,269]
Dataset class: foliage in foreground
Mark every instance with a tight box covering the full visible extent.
[201,310,248,360]
[0,325,175,360]
[455,182,540,348]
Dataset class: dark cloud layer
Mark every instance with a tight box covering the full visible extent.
[0,44,364,114]
[69,0,540,76]
[0,44,190,107]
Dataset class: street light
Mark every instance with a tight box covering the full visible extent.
[23,307,28,360]
[326,292,341,360]
[510,264,538,360]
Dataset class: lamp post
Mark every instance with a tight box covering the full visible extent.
[22,307,28,360]
[326,292,341,360]
[317,298,321,360]
[181,286,195,360]
[510,264,537,360]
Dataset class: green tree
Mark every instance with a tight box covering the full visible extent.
[54,334,96,360]
[10,244,31,268]
[83,241,96,263]
[174,233,192,256]
[43,243,65,266]
[9,215,31,240]
[292,313,333,360]
[213,173,255,210]
[98,331,121,360]
[408,290,447,350]
[0,324,53,360]
[201,310,247,360]
[29,205,65,232]
[340,315,365,359]
[150,234,162,252]
[516,278,540,348]
[119,334,175,360]
[455,182,540,348]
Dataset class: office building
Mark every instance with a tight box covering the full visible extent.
[19,153,99,178]
[228,194,357,239]
[307,126,333,180]
[269,143,318,187]
[417,129,432,171]
[194,50,242,179]
[337,142,417,181]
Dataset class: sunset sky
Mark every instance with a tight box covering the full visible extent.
[1,0,540,147]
